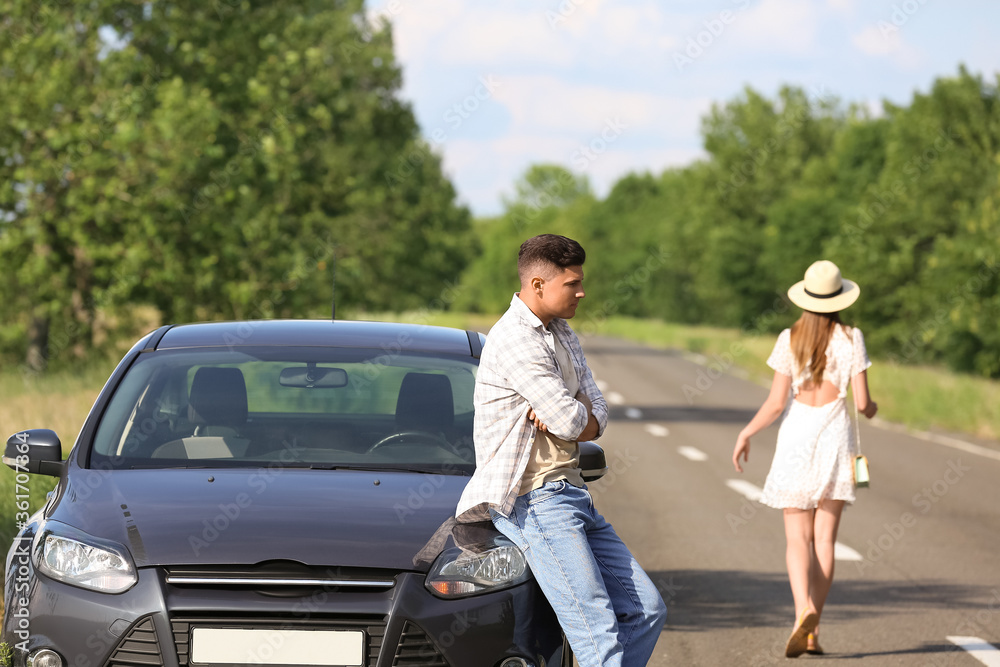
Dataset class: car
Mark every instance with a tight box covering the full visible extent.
[3,319,608,667]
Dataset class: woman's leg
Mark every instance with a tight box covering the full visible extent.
[783,508,816,619]
[809,499,846,634]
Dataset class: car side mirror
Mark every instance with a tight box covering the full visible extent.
[4,429,64,477]
[579,441,608,482]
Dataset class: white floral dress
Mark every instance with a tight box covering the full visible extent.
[759,325,872,509]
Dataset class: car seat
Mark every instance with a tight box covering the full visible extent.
[151,367,251,459]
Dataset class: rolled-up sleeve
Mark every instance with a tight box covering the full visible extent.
[561,325,607,440]
[577,360,608,439]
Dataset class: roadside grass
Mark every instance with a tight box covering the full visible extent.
[0,364,112,549]
[583,316,1000,440]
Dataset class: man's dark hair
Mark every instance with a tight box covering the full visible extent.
[518,234,586,286]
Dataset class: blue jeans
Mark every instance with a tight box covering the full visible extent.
[491,481,667,667]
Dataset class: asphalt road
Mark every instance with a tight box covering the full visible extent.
[576,335,1000,666]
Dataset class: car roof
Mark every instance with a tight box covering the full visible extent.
[150,319,479,356]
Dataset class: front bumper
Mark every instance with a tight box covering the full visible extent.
[3,564,564,667]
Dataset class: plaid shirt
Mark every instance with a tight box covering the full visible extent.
[456,294,608,522]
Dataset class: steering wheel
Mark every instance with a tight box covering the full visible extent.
[367,431,465,458]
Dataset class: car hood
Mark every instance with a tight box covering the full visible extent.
[49,467,475,572]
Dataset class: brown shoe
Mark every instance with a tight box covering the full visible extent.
[806,633,824,655]
[785,610,819,658]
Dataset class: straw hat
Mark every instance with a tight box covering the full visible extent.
[787,260,860,313]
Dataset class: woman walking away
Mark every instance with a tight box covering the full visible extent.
[732,260,878,658]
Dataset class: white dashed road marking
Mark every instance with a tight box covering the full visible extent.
[607,391,625,405]
[947,637,1000,666]
[833,542,864,562]
[725,479,863,562]
[678,446,708,462]
[625,407,643,420]
[725,479,763,502]
[645,424,670,437]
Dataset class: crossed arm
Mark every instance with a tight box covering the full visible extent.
[529,391,601,441]
[502,334,606,443]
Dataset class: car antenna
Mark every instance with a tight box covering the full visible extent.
[331,253,337,321]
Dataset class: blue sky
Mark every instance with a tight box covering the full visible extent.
[367,0,1000,216]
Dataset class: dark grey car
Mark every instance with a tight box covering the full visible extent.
[3,320,607,667]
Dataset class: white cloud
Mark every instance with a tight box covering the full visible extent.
[863,99,886,119]
[381,0,681,70]
[729,0,822,55]
[490,75,711,143]
[566,2,681,54]
[366,0,998,216]
[373,0,467,63]
[434,10,577,68]
[825,0,856,14]
[852,24,923,69]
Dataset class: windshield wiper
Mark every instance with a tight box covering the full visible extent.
[312,464,471,476]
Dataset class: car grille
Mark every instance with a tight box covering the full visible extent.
[392,621,450,667]
[163,563,396,592]
[103,613,447,667]
[170,614,387,667]
[104,616,165,667]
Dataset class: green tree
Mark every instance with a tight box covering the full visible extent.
[699,85,845,326]
[0,0,472,370]
[454,165,593,315]
[0,1,134,372]
[105,0,472,321]
[826,68,1000,364]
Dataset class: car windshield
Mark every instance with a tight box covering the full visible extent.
[89,347,477,475]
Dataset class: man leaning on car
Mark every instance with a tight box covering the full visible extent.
[457,233,667,667]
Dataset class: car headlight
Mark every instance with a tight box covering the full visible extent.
[33,523,137,593]
[425,538,531,598]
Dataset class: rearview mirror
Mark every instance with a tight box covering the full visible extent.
[579,441,608,482]
[279,366,348,388]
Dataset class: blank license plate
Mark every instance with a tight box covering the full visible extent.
[191,628,364,665]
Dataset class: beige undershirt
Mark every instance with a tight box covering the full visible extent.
[519,328,585,494]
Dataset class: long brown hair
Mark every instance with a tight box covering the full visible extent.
[790,311,848,387]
